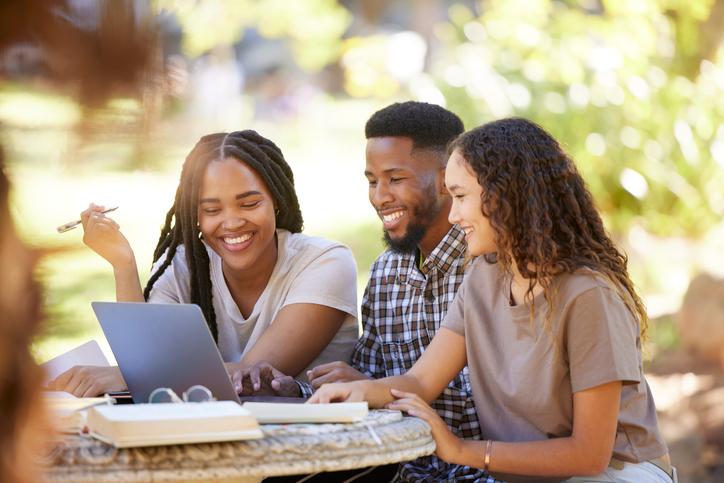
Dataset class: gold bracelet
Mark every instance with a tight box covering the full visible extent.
[483,439,493,472]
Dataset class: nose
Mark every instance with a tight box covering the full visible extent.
[222,211,246,231]
[448,200,460,225]
[370,181,393,209]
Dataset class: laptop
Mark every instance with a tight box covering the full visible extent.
[92,302,240,404]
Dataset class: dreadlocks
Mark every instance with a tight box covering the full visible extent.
[143,130,303,341]
[450,118,649,338]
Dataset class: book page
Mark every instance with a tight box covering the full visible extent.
[40,340,110,386]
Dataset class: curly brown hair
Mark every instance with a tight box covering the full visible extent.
[450,118,648,337]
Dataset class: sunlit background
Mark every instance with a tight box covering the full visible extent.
[2,0,723,480]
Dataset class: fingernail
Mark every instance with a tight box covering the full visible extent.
[254,383,260,390]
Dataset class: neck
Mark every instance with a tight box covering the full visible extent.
[510,261,527,287]
[223,235,278,296]
[509,259,543,305]
[417,199,453,257]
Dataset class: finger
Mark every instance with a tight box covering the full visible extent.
[94,218,118,229]
[270,376,297,397]
[310,370,343,389]
[50,368,77,392]
[390,388,420,400]
[84,212,101,233]
[386,400,424,412]
[240,374,256,396]
[307,362,337,380]
[81,203,103,221]
[64,371,87,397]
[312,389,331,404]
[386,400,427,419]
[269,365,286,379]
[73,375,96,398]
[231,371,243,393]
[80,382,101,398]
[250,366,261,392]
[92,220,117,234]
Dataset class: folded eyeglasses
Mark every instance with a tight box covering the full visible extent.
[148,384,215,404]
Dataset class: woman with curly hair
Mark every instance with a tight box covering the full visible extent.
[311,118,673,482]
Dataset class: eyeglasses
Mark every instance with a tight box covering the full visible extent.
[148,385,215,404]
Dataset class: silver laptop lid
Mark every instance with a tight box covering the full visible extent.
[92,302,240,404]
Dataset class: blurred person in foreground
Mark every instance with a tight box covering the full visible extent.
[311,118,674,483]
[0,146,47,483]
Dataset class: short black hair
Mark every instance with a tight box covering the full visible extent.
[365,101,464,152]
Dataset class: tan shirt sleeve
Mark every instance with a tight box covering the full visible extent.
[282,245,358,318]
[441,275,466,336]
[565,286,641,393]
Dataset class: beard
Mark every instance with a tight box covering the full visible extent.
[382,187,443,254]
[383,223,428,254]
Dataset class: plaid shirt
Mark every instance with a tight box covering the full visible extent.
[351,225,495,483]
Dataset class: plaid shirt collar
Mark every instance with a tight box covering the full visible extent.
[396,224,467,288]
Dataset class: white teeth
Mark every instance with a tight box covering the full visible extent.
[224,233,253,245]
[382,211,404,222]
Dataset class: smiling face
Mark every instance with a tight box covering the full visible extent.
[365,137,449,254]
[198,157,277,274]
[445,150,496,257]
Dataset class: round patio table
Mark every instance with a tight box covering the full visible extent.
[42,409,435,482]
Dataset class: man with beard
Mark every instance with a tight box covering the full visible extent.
[303,102,493,482]
[256,102,494,482]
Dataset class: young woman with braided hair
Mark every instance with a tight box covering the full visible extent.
[311,119,674,482]
[50,130,359,397]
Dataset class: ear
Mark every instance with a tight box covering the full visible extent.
[436,166,449,196]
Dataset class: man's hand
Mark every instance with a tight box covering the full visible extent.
[226,361,300,397]
[307,361,370,389]
[47,366,126,397]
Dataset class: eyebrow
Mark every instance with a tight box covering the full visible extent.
[445,183,462,192]
[199,190,264,204]
[364,168,409,177]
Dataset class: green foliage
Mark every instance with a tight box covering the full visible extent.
[428,0,724,237]
[155,0,350,70]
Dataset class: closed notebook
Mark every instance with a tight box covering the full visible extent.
[243,401,368,424]
[87,401,263,447]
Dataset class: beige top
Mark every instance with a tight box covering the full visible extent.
[442,258,667,469]
[148,230,359,381]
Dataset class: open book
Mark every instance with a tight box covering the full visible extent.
[242,401,368,424]
[87,401,263,447]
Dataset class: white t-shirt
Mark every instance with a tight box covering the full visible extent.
[147,229,359,380]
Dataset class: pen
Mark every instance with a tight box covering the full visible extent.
[56,206,119,233]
